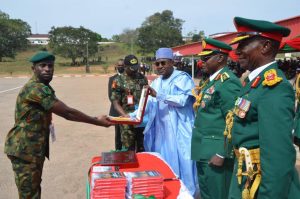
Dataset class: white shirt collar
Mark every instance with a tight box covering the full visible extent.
[248,61,276,81]
[209,68,223,81]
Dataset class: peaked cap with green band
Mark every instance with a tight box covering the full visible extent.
[29,51,55,63]
[231,16,290,44]
[199,37,232,56]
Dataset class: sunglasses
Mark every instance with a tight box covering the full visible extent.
[154,61,168,67]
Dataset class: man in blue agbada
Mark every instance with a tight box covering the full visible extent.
[131,48,199,196]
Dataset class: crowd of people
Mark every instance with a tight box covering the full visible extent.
[278,57,300,80]
[4,16,300,199]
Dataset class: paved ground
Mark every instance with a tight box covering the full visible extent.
[0,75,115,199]
[0,75,299,199]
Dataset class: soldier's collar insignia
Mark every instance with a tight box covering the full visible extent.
[251,76,261,88]
[214,74,221,80]
[221,72,230,82]
[262,69,282,87]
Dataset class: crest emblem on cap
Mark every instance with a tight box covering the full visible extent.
[130,58,138,65]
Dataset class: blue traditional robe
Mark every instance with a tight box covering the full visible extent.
[142,69,198,196]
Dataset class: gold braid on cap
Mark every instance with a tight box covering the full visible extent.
[192,79,208,112]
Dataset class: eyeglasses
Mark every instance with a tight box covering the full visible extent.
[154,61,167,67]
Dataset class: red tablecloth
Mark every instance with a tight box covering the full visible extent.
[90,153,181,199]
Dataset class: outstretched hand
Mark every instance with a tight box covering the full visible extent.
[208,155,224,167]
[145,85,157,97]
[96,115,113,127]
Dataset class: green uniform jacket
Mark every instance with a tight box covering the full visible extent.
[294,102,300,147]
[110,72,148,113]
[4,76,57,162]
[191,66,242,160]
[229,63,300,199]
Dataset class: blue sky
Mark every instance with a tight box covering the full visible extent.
[1,0,300,39]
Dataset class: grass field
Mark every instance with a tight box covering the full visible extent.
[0,43,153,76]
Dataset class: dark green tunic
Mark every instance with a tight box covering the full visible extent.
[229,63,300,199]
[191,66,242,199]
[294,102,300,148]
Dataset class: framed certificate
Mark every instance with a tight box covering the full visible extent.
[108,86,149,125]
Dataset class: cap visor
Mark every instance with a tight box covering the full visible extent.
[198,51,213,56]
[230,35,250,45]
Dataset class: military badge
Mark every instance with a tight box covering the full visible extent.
[130,58,138,65]
[262,69,282,87]
[112,80,117,89]
[201,101,206,108]
[203,94,211,100]
[206,86,215,94]
[234,97,251,118]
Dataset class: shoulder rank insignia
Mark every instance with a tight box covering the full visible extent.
[221,72,230,82]
[262,69,282,87]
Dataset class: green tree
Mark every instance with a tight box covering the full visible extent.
[137,10,184,54]
[192,30,205,42]
[0,11,31,61]
[48,26,101,72]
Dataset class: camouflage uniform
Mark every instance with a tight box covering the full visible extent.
[4,75,57,198]
[111,72,148,151]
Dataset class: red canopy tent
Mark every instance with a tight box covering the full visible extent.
[279,35,300,53]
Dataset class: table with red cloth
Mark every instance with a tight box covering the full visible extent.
[86,152,193,199]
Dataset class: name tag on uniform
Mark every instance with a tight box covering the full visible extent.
[234,97,251,118]
[127,95,134,105]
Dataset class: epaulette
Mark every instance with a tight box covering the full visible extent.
[262,69,282,87]
[221,72,230,82]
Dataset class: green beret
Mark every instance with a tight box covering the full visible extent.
[29,51,55,63]
[231,17,290,44]
[199,37,232,56]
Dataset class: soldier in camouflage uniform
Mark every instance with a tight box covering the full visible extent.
[4,51,112,199]
[111,55,148,152]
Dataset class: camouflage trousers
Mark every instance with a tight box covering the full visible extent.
[8,155,45,199]
[120,125,145,152]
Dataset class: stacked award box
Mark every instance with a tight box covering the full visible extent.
[90,166,127,199]
[124,170,164,199]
